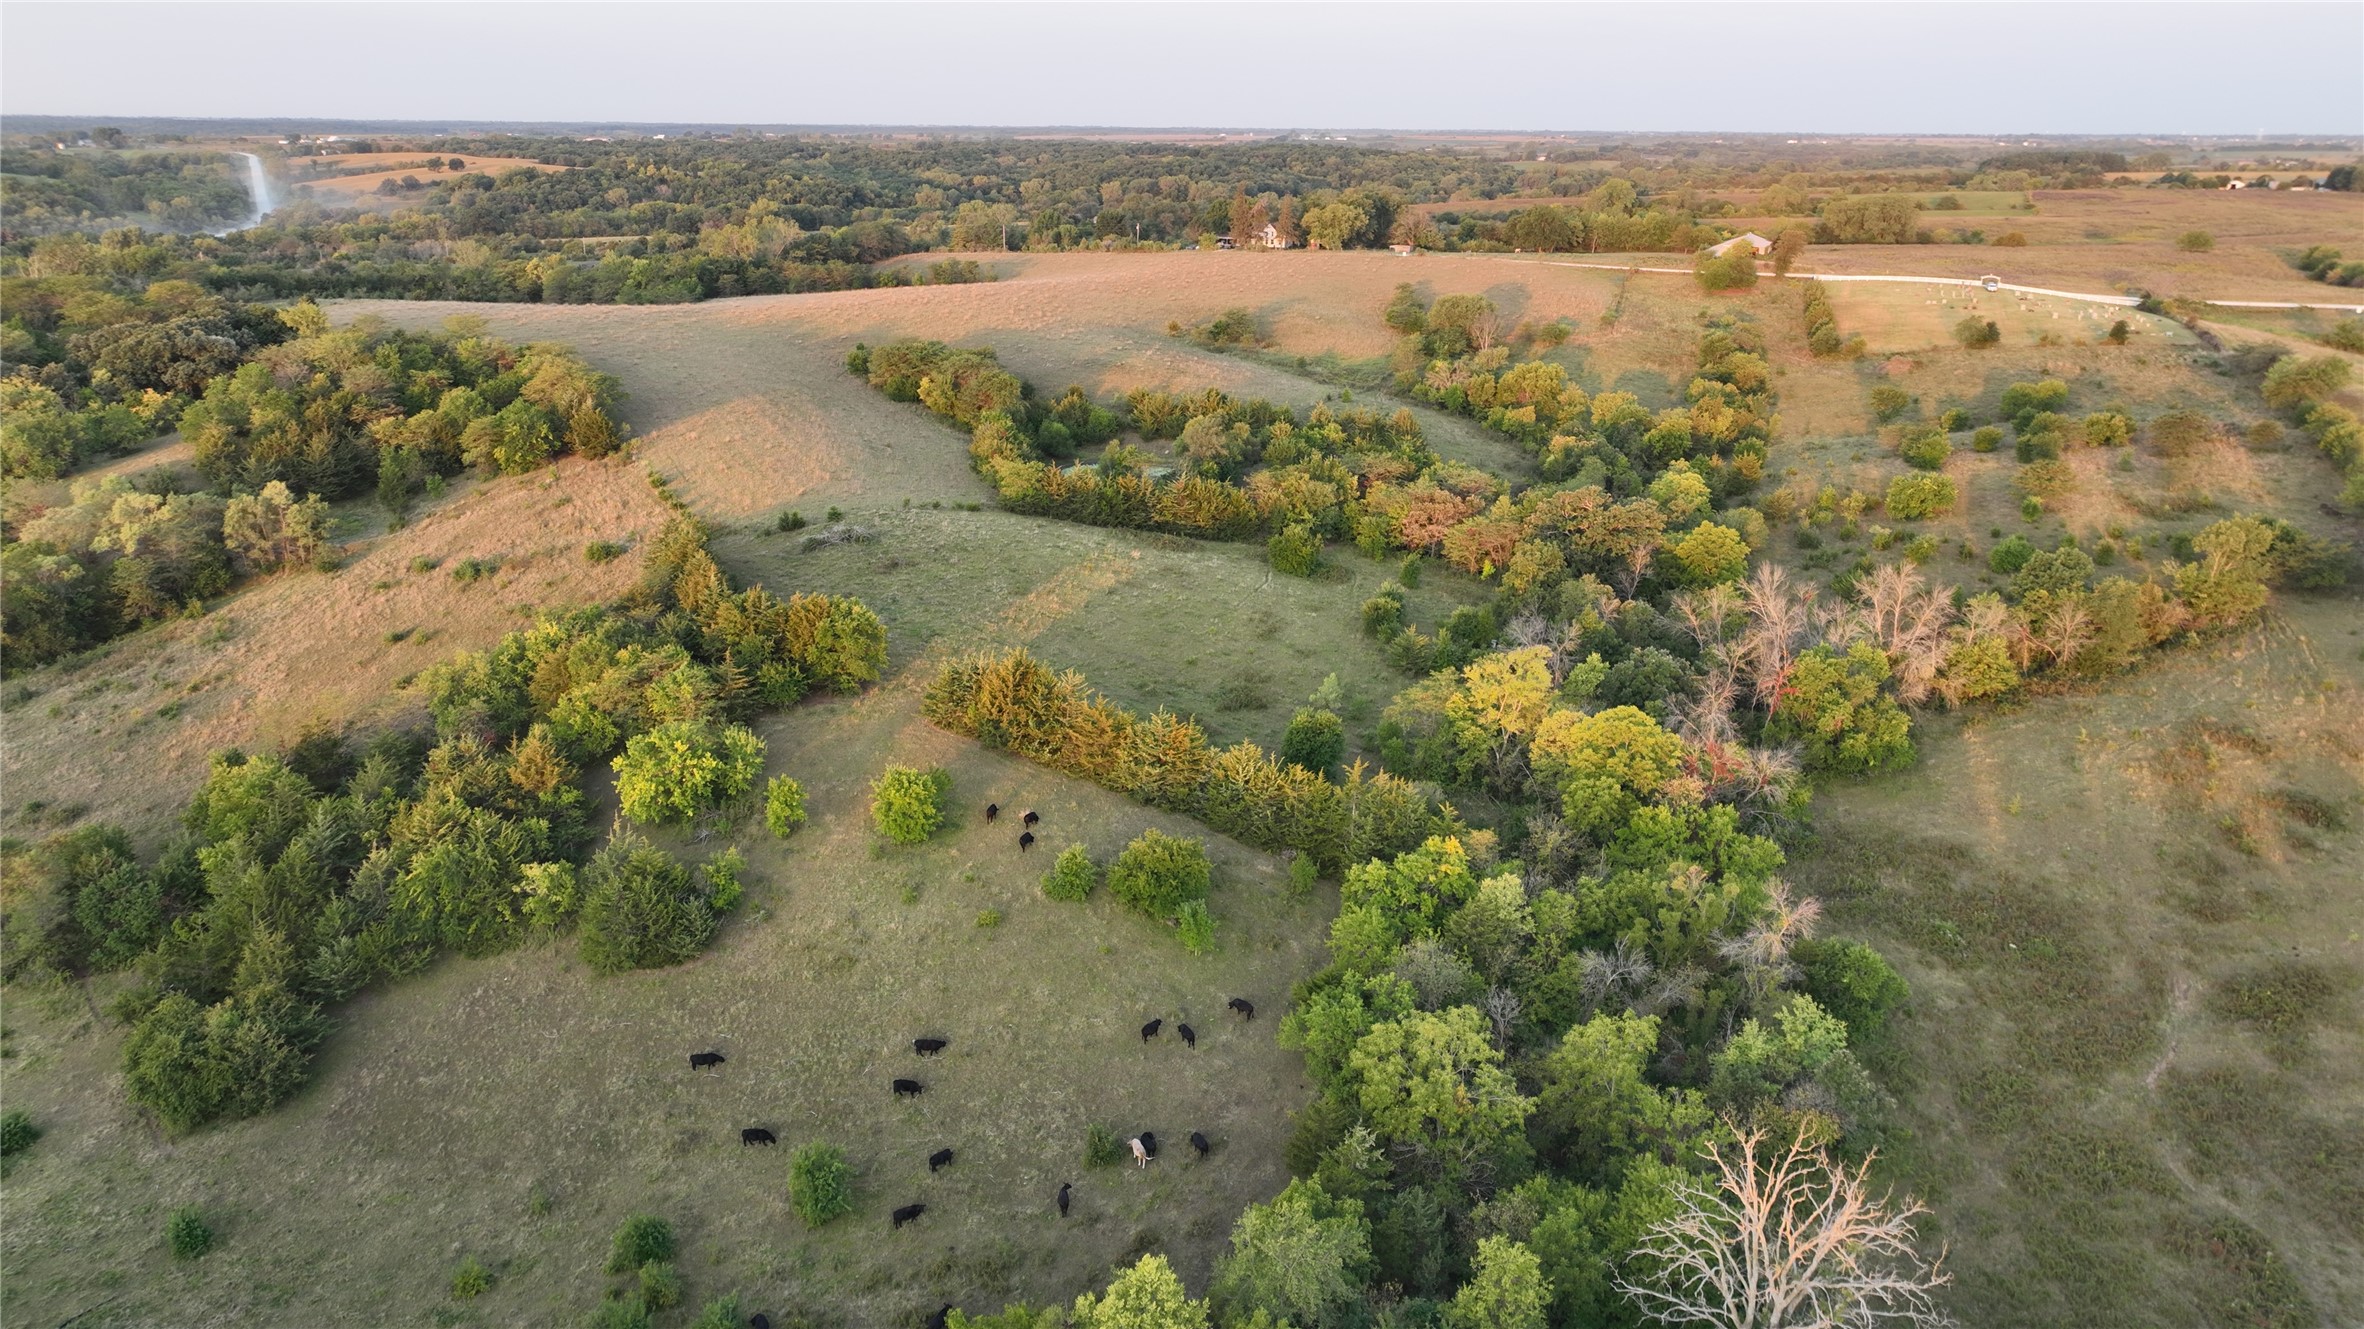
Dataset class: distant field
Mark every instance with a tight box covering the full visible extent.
[286,152,565,206]
[1818,281,2193,354]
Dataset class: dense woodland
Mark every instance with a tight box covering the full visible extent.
[7,134,2355,311]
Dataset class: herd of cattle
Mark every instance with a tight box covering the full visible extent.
[688,988,1256,1238]
[673,800,1270,1325]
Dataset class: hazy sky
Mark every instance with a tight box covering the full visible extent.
[5,2,2360,135]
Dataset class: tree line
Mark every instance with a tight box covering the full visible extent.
[0,515,886,1134]
[1,311,631,673]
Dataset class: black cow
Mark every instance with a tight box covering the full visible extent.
[893,1078,924,1098]
[929,1148,955,1172]
[928,1308,952,1329]
[1018,831,1036,852]
[1228,997,1256,1020]
[1140,1018,1162,1043]
[741,1127,777,1147]
[892,1203,927,1229]
[1178,1023,1196,1048]
[1190,1131,1211,1160]
[751,1315,772,1329]
[1138,1131,1159,1158]
[913,1037,948,1056]
[986,803,1000,822]
[1022,809,1040,827]
[1057,1181,1072,1217]
[689,1050,726,1070]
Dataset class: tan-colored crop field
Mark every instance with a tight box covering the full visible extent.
[285,153,565,207]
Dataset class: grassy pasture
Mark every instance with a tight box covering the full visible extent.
[1792,591,2364,1326]
[1817,283,2193,356]
[1,502,1446,1325]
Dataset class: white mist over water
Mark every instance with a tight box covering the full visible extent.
[218,151,276,232]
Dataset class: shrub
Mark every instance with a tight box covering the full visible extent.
[451,1256,492,1299]
[1177,900,1217,954]
[1993,231,2027,247]
[638,1262,683,1312]
[975,907,1001,928]
[1899,430,1951,470]
[1268,524,1321,576]
[2083,411,2134,448]
[687,1297,745,1329]
[2322,319,2364,353]
[1288,853,1321,898]
[775,509,807,532]
[1085,1122,1125,1168]
[1867,385,1913,423]
[2015,459,2075,499]
[1796,939,1910,1038]
[1282,707,1346,776]
[2261,354,2353,413]
[764,775,807,838]
[2149,409,2214,456]
[578,834,717,975]
[1886,473,1958,520]
[0,1110,37,1157]
[1107,829,1212,921]
[701,847,744,912]
[788,1141,853,1227]
[1971,425,2003,453]
[869,765,950,845]
[1693,245,1759,292]
[1042,844,1098,902]
[2177,230,2215,252]
[2106,319,2131,345]
[1953,316,2001,349]
[1361,584,1407,637]
[613,720,766,825]
[606,1214,675,1274]
[585,540,625,563]
[168,1206,212,1260]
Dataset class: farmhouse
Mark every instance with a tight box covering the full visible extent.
[1706,231,1775,257]
[1255,221,1293,249]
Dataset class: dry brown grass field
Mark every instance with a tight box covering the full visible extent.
[3,245,2360,1327]
[281,152,565,207]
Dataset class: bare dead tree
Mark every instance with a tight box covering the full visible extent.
[2032,600,2095,669]
[1576,938,1656,1016]
[1616,543,1657,599]
[1483,985,1523,1051]
[1717,878,1824,1012]
[1738,564,1816,708]
[1617,1124,1954,1329]
[1854,564,1954,705]
[1505,612,1554,648]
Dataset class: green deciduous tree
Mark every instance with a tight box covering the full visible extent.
[612,720,765,825]
[1349,1006,1533,1171]
[1447,1236,1551,1329]
[1207,1178,1373,1328]
[1071,1255,1209,1329]
[869,765,950,845]
[1107,829,1211,919]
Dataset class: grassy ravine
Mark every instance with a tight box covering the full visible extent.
[0,513,1436,1327]
[1791,592,2364,1327]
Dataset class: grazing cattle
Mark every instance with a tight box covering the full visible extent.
[1057,1181,1072,1217]
[741,1127,777,1147]
[892,1203,927,1229]
[1022,809,1040,827]
[986,803,1000,822]
[913,1037,948,1056]
[928,1308,952,1329]
[1019,831,1036,852]
[1190,1131,1211,1160]
[1128,1137,1153,1169]
[689,1050,726,1070]
[1139,1131,1159,1158]
[1140,1018,1162,1042]
[751,1316,772,1329]
[1178,1023,1196,1048]
[893,1078,924,1098]
[1228,997,1256,1020]
[929,1148,955,1172]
